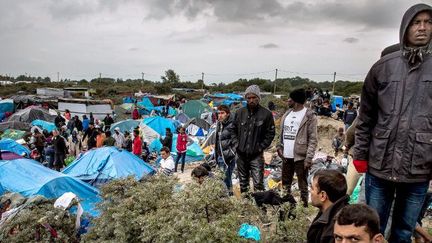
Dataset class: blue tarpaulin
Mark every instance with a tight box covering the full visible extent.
[0,138,30,156]
[63,147,156,187]
[331,96,344,112]
[0,159,100,216]
[142,116,177,136]
[0,99,14,113]
[137,97,154,108]
[122,97,136,104]
[31,119,56,132]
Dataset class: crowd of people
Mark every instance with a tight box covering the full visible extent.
[182,4,432,242]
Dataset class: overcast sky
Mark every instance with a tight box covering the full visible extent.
[0,0,431,84]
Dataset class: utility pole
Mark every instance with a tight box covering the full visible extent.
[99,73,102,82]
[273,68,278,94]
[141,72,145,83]
[332,72,336,95]
[201,72,205,91]
[57,72,59,82]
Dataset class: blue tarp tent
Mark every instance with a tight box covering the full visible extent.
[122,97,136,104]
[0,138,30,156]
[149,134,204,163]
[63,147,156,187]
[0,159,100,216]
[31,119,56,132]
[110,119,140,133]
[142,116,177,136]
[0,99,14,113]
[139,106,176,117]
[331,96,344,112]
[137,97,154,108]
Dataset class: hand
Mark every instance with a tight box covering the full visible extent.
[277,148,284,158]
[353,160,368,173]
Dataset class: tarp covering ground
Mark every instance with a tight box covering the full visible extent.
[0,159,100,215]
[0,138,30,156]
[63,147,156,187]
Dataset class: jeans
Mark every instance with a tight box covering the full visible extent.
[237,153,264,193]
[217,156,235,192]
[175,152,186,172]
[282,158,309,206]
[365,173,428,243]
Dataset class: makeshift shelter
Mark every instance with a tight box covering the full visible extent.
[7,106,56,123]
[141,116,177,136]
[122,96,136,104]
[0,139,30,156]
[110,119,140,133]
[58,98,113,120]
[331,96,344,112]
[176,113,190,124]
[186,124,207,136]
[0,121,30,132]
[139,124,160,144]
[0,99,14,113]
[0,159,100,215]
[181,100,212,119]
[0,129,27,141]
[137,97,154,108]
[185,118,211,131]
[31,119,56,133]
[63,147,156,187]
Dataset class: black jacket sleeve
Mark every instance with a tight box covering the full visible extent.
[353,69,379,161]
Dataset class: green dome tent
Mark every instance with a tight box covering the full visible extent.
[181,100,212,119]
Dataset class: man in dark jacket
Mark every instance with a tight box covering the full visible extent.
[276,89,318,207]
[214,105,236,194]
[52,129,67,171]
[82,122,96,149]
[73,115,83,132]
[103,114,114,131]
[307,169,349,243]
[353,4,432,242]
[160,128,173,151]
[54,112,65,128]
[343,103,357,130]
[231,85,275,193]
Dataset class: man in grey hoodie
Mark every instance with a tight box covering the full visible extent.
[353,4,432,242]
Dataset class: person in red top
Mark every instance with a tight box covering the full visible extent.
[132,129,142,157]
[132,106,140,120]
[175,127,189,173]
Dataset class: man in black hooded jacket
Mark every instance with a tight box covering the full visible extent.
[353,4,432,242]
[231,85,275,193]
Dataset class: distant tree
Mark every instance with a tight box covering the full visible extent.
[43,77,51,82]
[161,69,180,83]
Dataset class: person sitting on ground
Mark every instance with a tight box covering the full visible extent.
[334,204,384,243]
[159,146,175,176]
[191,165,210,184]
[332,127,345,157]
[103,130,116,147]
[307,169,350,243]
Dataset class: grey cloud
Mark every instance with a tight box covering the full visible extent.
[343,37,359,44]
[260,43,279,49]
[140,0,411,30]
[128,47,139,51]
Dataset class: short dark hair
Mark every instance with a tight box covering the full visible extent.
[313,169,347,203]
[166,128,171,132]
[191,165,209,178]
[201,162,212,172]
[133,129,140,136]
[105,130,111,137]
[335,204,380,239]
[160,146,170,153]
[217,105,230,114]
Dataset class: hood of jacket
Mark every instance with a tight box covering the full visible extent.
[400,4,432,48]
